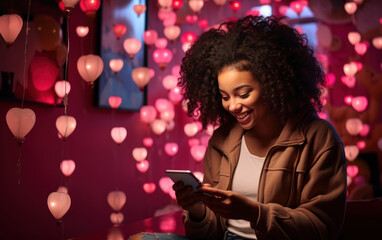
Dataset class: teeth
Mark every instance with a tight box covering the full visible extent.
[236,112,248,119]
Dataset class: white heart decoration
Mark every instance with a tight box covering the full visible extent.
[344,145,359,161]
[6,107,36,141]
[56,115,77,140]
[345,118,363,136]
[132,147,147,162]
[47,192,71,220]
[110,212,124,225]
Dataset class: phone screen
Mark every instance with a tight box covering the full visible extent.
[165,170,202,193]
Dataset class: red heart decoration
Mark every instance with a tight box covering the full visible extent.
[143,182,156,194]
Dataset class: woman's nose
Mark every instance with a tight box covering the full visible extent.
[229,100,241,112]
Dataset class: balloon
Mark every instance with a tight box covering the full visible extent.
[143,182,156,194]
[34,14,62,51]
[344,145,359,161]
[190,145,206,162]
[56,115,77,140]
[159,177,173,193]
[136,160,149,173]
[131,67,151,91]
[123,38,142,59]
[140,105,157,123]
[107,191,126,212]
[111,127,127,145]
[133,4,146,16]
[47,192,71,220]
[55,80,71,98]
[109,59,124,74]
[60,159,76,177]
[164,142,178,156]
[77,54,104,84]
[108,96,122,109]
[0,14,23,47]
[76,26,89,37]
[151,119,167,135]
[184,122,199,137]
[132,147,147,162]
[351,96,368,112]
[110,212,124,226]
[6,107,36,141]
[143,137,154,147]
[347,165,359,178]
[345,118,363,136]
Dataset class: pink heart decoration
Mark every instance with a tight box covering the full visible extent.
[136,160,149,173]
[343,63,358,77]
[132,147,147,162]
[60,160,76,177]
[184,122,199,137]
[76,26,89,37]
[143,182,156,194]
[344,145,359,161]
[351,61,363,71]
[56,115,77,140]
[351,96,368,112]
[143,137,154,147]
[341,76,356,88]
[151,119,167,135]
[164,142,179,156]
[186,14,198,24]
[357,141,366,150]
[344,2,357,15]
[6,107,36,141]
[111,127,127,144]
[344,95,353,105]
[324,73,335,87]
[188,138,200,147]
[159,177,173,193]
[162,75,178,90]
[110,212,124,225]
[347,32,361,45]
[55,80,71,98]
[354,42,368,55]
[47,192,71,220]
[107,191,126,212]
[198,19,208,29]
[347,165,359,178]
[345,118,363,136]
[359,124,370,137]
[190,145,206,162]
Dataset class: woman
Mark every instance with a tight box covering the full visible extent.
[130,15,346,240]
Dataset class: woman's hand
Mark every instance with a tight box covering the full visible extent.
[173,181,206,220]
[198,186,259,222]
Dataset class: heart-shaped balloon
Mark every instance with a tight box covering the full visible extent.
[359,124,370,137]
[351,96,368,112]
[345,118,363,136]
[60,160,76,177]
[159,177,173,194]
[356,141,366,150]
[132,147,147,162]
[344,95,353,105]
[108,96,122,109]
[54,80,71,98]
[343,62,358,77]
[47,192,71,220]
[111,127,127,145]
[347,165,359,178]
[188,138,200,147]
[190,145,206,162]
[133,4,146,16]
[347,32,361,45]
[6,107,36,141]
[354,42,368,55]
[151,119,167,135]
[344,2,357,15]
[341,76,356,88]
[0,14,23,47]
[76,26,89,37]
[344,145,359,161]
[142,137,154,147]
[136,160,149,173]
[56,115,77,140]
[186,14,198,24]
[164,142,178,156]
[107,191,126,212]
[110,212,124,225]
[184,122,199,137]
[143,182,156,194]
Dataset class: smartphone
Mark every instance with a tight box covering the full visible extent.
[165,170,202,193]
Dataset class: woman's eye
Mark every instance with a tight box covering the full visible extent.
[239,93,249,98]
[222,96,229,101]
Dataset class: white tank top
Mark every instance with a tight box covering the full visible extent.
[227,135,265,239]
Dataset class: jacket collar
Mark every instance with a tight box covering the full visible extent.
[211,110,317,154]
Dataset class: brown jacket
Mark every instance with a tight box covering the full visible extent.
[183,110,347,240]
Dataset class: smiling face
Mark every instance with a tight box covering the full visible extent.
[218,67,268,130]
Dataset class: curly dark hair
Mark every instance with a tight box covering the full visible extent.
[178,15,325,128]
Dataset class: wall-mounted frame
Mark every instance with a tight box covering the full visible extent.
[96,0,147,111]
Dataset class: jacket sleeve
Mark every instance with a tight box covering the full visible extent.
[182,142,225,240]
[252,142,347,240]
